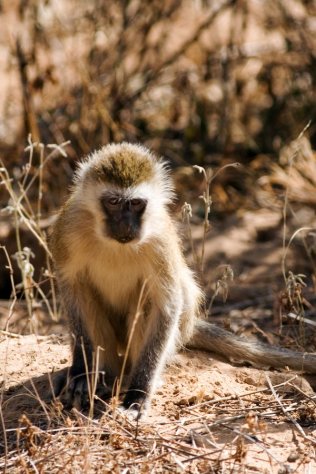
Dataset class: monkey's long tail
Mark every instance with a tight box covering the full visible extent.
[187,319,316,373]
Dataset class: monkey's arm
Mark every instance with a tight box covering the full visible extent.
[53,281,95,407]
[188,319,316,373]
[55,278,122,408]
[123,304,179,412]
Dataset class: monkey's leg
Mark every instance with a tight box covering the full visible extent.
[123,309,178,414]
[188,319,316,373]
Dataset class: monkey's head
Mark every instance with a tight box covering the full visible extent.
[74,143,174,245]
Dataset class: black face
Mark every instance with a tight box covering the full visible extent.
[100,194,147,243]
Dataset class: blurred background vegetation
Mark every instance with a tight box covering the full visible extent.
[1,1,315,174]
[1,0,316,321]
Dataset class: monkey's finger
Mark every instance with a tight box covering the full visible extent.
[72,377,89,410]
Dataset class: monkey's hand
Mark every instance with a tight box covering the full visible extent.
[117,403,146,421]
[53,371,112,411]
[116,405,143,421]
[64,374,91,410]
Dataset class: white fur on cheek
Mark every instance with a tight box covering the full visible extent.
[139,200,166,244]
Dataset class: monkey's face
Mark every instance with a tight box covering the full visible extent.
[75,143,175,245]
[100,192,147,244]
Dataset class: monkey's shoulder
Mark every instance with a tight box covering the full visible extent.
[50,200,95,264]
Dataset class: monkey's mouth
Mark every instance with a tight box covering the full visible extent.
[115,235,136,244]
[106,227,139,244]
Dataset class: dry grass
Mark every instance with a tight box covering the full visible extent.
[0,137,70,331]
[3,390,315,473]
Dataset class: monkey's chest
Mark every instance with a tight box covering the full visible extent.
[88,258,145,310]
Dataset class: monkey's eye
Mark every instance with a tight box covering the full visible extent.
[108,197,120,206]
[130,199,146,211]
[102,196,121,210]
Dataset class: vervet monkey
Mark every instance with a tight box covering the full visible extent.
[51,143,316,417]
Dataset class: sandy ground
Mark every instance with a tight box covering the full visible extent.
[1,332,316,473]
